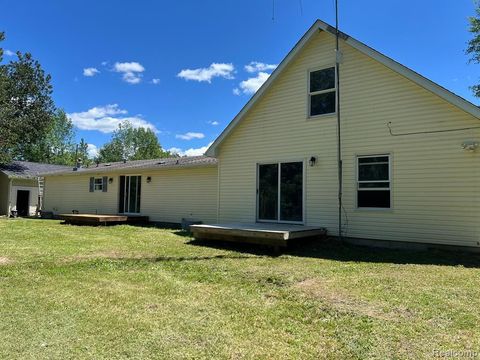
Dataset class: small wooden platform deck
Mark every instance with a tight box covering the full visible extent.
[59,214,149,226]
[189,223,327,249]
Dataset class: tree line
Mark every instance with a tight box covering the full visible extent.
[0,32,171,166]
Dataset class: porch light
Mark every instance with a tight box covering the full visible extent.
[146,176,152,183]
[108,178,113,184]
[309,156,317,167]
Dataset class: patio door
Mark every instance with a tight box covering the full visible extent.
[257,161,303,223]
[119,176,141,214]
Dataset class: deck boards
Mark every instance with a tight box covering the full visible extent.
[190,223,327,248]
[59,214,149,225]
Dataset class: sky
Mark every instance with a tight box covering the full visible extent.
[0,0,478,158]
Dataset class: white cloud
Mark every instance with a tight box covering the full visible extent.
[83,67,100,77]
[113,61,145,84]
[168,142,213,157]
[244,61,277,73]
[208,120,219,126]
[4,49,15,56]
[167,147,183,155]
[114,62,144,73]
[101,61,108,66]
[176,132,205,140]
[232,88,241,96]
[238,72,270,94]
[177,63,234,83]
[151,78,160,85]
[67,104,158,134]
[87,144,99,158]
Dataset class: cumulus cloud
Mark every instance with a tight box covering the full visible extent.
[4,49,15,56]
[208,120,219,126]
[232,88,241,95]
[244,61,277,73]
[87,144,99,158]
[83,67,100,77]
[177,63,234,83]
[67,104,157,133]
[237,72,270,95]
[151,78,160,85]
[175,132,205,140]
[168,142,213,157]
[113,61,145,84]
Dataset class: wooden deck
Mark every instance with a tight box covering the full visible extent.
[59,214,149,226]
[189,223,327,249]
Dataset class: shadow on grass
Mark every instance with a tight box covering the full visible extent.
[186,237,480,268]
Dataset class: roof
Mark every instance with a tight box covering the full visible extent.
[0,161,71,179]
[206,19,480,157]
[40,156,218,176]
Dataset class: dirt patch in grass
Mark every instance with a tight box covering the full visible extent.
[294,278,415,321]
[0,256,13,265]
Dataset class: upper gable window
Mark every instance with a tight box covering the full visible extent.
[308,67,336,117]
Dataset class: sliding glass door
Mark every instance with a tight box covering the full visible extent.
[119,175,141,214]
[257,161,303,223]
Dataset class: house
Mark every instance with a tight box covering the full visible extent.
[42,19,480,250]
[41,156,218,225]
[0,161,70,217]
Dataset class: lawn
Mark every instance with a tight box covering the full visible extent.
[0,219,479,359]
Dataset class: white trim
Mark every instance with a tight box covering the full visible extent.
[356,154,392,210]
[119,175,142,214]
[307,65,337,118]
[93,177,103,192]
[206,19,480,157]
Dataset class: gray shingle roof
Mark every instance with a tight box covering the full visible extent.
[0,161,72,179]
[39,156,218,176]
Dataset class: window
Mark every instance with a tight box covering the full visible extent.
[309,67,336,117]
[258,162,303,222]
[357,155,391,208]
[94,177,103,191]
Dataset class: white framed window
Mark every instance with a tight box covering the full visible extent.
[308,66,336,117]
[357,155,391,208]
[94,177,103,191]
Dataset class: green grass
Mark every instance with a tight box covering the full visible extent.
[0,218,479,359]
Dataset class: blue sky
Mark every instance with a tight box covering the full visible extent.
[0,0,478,157]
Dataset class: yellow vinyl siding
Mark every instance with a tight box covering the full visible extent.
[141,166,218,224]
[217,31,480,247]
[43,175,118,215]
[43,166,218,224]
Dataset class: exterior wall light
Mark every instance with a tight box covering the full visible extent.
[146,176,152,183]
[108,178,113,184]
[309,156,317,167]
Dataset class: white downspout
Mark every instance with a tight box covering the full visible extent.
[7,178,12,216]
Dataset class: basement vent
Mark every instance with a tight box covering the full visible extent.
[157,161,166,165]
[104,164,111,167]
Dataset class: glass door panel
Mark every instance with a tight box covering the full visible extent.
[258,164,279,221]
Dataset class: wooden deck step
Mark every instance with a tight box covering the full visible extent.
[58,214,149,225]
[190,223,327,248]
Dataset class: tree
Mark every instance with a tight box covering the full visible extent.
[467,3,480,97]
[14,109,76,165]
[76,138,92,167]
[0,34,56,164]
[98,121,170,163]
